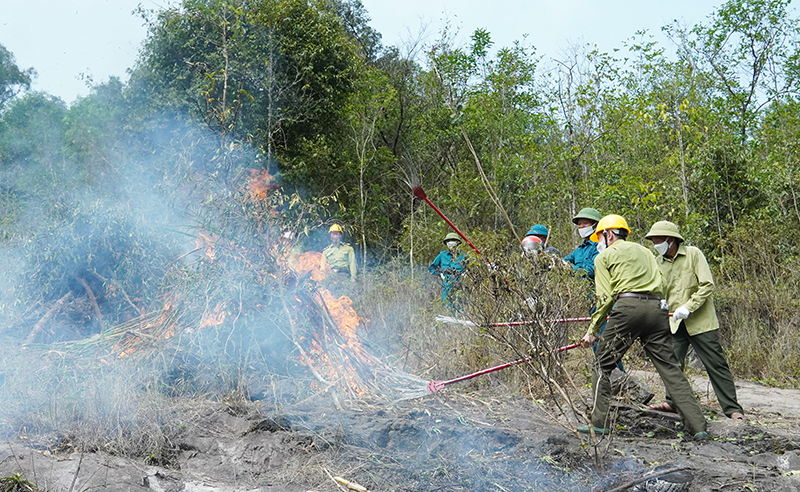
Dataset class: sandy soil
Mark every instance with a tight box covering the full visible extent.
[0,372,798,492]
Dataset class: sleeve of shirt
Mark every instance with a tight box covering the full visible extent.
[348,248,357,279]
[684,248,714,313]
[649,254,666,299]
[429,253,441,275]
[587,254,614,336]
[581,252,596,280]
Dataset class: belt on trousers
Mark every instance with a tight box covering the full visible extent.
[615,292,661,301]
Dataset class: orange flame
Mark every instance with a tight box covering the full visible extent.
[290,251,330,281]
[199,302,228,329]
[246,168,280,200]
[318,289,364,353]
[195,231,219,262]
[111,296,179,358]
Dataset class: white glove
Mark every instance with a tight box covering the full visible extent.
[659,299,669,311]
[673,305,690,320]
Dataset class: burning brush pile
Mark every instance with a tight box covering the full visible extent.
[0,166,430,457]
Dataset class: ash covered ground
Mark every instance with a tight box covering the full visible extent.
[1,372,799,492]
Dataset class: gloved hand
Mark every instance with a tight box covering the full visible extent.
[673,305,690,320]
[581,331,598,347]
[659,299,669,311]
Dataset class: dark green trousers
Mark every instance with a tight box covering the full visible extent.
[665,323,744,418]
[591,298,707,435]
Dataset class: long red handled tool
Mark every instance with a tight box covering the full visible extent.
[426,342,582,394]
[412,186,482,255]
[435,314,592,326]
[435,313,674,328]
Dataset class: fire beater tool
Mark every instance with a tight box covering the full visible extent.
[435,314,592,326]
[412,186,482,255]
[425,342,582,394]
[435,313,674,328]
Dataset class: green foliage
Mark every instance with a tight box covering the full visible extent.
[0,44,34,110]
[666,0,800,141]
[0,473,36,492]
[0,92,66,166]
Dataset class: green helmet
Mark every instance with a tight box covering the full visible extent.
[645,221,684,241]
[443,232,462,244]
[572,207,602,224]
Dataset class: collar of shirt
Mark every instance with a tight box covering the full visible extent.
[661,242,687,263]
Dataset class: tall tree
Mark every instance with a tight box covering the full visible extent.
[666,0,800,143]
[0,44,34,110]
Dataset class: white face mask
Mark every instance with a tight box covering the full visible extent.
[653,240,671,257]
[596,241,606,254]
[445,240,460,250]
[578,225,595,238]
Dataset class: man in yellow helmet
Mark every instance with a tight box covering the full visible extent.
[566,207,654,405]
[579,215,708,440]
[645,221,744,421]
[323,224,357,283]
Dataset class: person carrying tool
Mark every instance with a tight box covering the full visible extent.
[526,224,560,256]
[645,221,745,421]
[323,224,357,283]
[429,232,467,310]
[579,214,708,440]
[566,208,653,404]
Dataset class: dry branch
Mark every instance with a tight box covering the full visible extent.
[25,291,73,345]
[604,465,690,492]
[74,276,104,331]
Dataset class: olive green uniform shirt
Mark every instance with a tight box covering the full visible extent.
[323,243,357,280]
[588,240,665,336]
[656,243,718,336]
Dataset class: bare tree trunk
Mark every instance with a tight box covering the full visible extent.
[676,101,689,217]
[410,195,414,280]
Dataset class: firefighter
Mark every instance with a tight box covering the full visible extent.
[525,224,560,256]
[429,232,467,309]
[520,234,543,254]
[645,221,744,420]
[564,208,602,280]
[566,208,654,404]
[579,214,707,439]
[323,224,357,283]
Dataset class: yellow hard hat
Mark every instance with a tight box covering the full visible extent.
[329,224,343,233]
[590,214,630,242]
